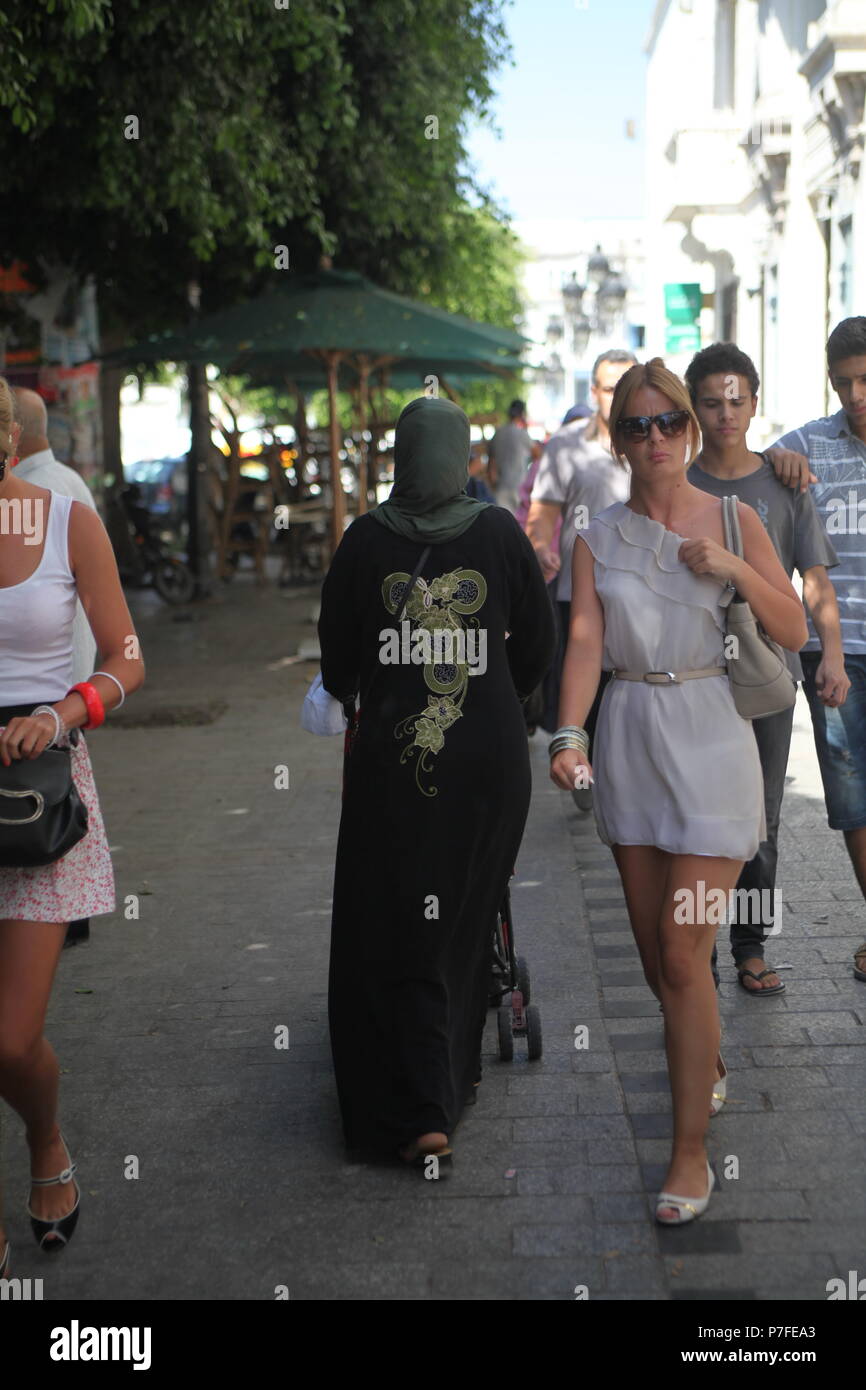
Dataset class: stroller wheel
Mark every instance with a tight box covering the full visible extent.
[526,1005,543,1061]
[516,955,531,1007]
[497,1005,514,1062]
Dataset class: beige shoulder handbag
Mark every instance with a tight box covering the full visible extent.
[719,494,797,720]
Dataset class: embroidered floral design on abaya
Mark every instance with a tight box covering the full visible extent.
[382,567,487,796]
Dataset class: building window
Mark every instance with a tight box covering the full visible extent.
[713,0,736,111]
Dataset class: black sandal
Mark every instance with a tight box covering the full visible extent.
[27,1133,80,1253]
[737,967,785,997]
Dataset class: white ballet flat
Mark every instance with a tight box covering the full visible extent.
[655,1161,715,1225]
[709,1055,727,1117]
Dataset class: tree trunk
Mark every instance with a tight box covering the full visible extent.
[327,352,345,555]
[97,325,138,567]
[187,361,214,597]
[98,324,127,502]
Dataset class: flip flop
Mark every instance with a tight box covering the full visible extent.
[737,967,786,997]
[853,943,866,983]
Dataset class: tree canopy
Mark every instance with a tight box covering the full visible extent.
[0,0,523,356]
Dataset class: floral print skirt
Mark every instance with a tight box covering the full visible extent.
[0,729,116,923]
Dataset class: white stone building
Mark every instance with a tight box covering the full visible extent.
[515,218,647,433]
[643,0,866,441]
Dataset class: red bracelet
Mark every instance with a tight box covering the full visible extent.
[70,681,105,730]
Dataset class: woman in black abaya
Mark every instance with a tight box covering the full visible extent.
[320,397,555,1162]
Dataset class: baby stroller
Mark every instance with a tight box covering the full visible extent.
[488,883,542,1061]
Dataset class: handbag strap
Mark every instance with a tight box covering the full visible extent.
[719,495,743,610]
[394,545,432,624]
[722,494,743,559]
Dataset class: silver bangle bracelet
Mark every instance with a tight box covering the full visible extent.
[31,704,64,746]
[92,670,126,708]
[549,738,589,758]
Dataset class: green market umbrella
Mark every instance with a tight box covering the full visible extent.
[103,269,530,544]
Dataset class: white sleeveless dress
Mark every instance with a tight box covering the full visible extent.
[581,501,765,860]
[0,491,115,922]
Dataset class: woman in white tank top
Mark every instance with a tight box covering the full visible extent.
[0,375,145,1277]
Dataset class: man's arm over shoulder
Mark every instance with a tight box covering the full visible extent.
[766,426,818,493]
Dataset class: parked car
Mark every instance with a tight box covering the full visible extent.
[123,456,188,533]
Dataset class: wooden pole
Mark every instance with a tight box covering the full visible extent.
[187,360,214,596]
[326,350,345,554]
[356,355,371,515]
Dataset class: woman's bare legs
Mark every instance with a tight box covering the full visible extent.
[0,919,75,1254]
[612,845,668,999]
[656,855,742,1213]
[614,849,742,1218]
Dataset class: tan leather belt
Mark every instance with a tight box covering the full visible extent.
[611,667,726,684]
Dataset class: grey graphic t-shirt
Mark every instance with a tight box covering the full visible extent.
[688,454,838,680]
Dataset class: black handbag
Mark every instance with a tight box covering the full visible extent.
[0,728,89,868]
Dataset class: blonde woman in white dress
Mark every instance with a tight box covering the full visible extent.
[551,359,807,1224]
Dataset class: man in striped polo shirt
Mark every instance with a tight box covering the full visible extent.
[770,317,866,983]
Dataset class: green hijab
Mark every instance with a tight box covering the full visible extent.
[371,396,490,543]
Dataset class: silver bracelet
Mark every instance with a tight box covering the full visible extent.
[92,670,126,708]
[31,704,65,746]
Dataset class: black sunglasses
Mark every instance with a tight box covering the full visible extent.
[617,410,690,441]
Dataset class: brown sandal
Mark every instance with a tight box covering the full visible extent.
[854,943,866,983]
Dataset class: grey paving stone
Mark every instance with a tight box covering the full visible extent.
[736,1221,866,1256]
[430,1259,598,1301]
[671,1287,756,1300]
[512,1114,630,1142]
[602,1254,667,1293]
[656,1221,742,1255]
[701,1189,810,1221]
[621,1070,670,1092]
[608,1032,665,1052]
[513,1220,655,1259]
[660,1251,837,1293]
[288,1263,433,1300]
[631,1113,674,1138]
[559,1164,645,1195]
[591,1192,652,1222]
[751,1045,861,1067]
[586,1139,640,1165]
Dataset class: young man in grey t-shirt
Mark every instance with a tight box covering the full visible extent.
[685,343,847,998]
[487,399,538,515]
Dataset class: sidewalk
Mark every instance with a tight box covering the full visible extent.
[3,571,865,1301]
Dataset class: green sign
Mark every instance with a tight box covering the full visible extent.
[664,282,702,326]
[665,323,701,354]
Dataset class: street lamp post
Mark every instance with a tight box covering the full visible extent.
[560,245,629,408]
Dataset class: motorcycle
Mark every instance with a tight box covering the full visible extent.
[117,484,195,605]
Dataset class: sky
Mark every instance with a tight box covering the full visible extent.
[464,0,657,224]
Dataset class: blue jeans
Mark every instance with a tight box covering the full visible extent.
[710,703,795,986]
[801,652,866,831]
